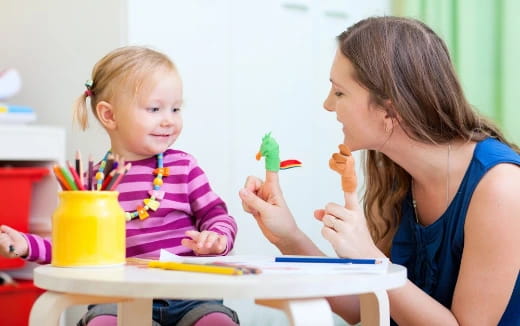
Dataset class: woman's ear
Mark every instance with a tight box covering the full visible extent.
[384,119,395,133]
[96,101,116,130]
[381,100,399,133]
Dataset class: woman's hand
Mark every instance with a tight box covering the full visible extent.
[315,144,384,258]
[182,230,228,255]
[0,225,28,258]
[239,171,300,247]
[314,203,383,258]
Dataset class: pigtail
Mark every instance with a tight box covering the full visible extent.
[73,92,90,131]
[73,79,95,131]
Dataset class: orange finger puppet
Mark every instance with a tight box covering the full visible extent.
[329,144,357,192]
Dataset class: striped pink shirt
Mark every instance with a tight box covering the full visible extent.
[23,149,237,263]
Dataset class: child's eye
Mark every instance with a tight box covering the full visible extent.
[172,108,181,113]
[147,107,160,112]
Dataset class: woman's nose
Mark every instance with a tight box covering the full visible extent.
[323,93,335,112]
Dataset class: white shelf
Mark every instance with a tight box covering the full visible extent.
[0,125,65,163]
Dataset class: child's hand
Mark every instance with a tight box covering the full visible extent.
[0,225,28,258]
[181,230,227,255]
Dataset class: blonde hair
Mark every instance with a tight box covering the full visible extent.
[73,46,177,130]
[337,17,519,255]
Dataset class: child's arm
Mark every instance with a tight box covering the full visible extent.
[0,225,51,264]
[0,225,28,258]
[185,160,237,255]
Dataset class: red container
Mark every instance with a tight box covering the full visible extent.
[0,167,49,269]
[0,279,45,325]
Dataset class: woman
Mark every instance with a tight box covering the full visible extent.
[239,16,519,325]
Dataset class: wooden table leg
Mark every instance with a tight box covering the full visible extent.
[256,298,334,326]
[29,291,128,326]
[359,290,390,326]
[118,298,153,326]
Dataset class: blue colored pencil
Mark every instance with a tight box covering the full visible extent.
[274,256,379,264]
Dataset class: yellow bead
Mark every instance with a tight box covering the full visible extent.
[144,198,160,211]
[153,177,163,186]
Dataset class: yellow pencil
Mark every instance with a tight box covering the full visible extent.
[148,261,243,276]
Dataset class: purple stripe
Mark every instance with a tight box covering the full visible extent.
[163,193,189,202]
[126,237,187,257]
[126,218,194,236]
[188,166,204,181]
[118,189,150,201]
[200,216,237,238]
[120,174,156,183]
[125,211,192,228]
[189,183,211,203]
[118,190,193,202]
[195,200,227,218]
[44,239,52,263]
[165,159,191,167]
[149,206,191,217]
[26,234,39,261]
[120,174,189,184]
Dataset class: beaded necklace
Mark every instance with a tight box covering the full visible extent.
[96,151,169,221]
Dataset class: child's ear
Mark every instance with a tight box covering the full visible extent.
[96,101,116,130]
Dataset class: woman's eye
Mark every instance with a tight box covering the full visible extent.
[334,91,344,97]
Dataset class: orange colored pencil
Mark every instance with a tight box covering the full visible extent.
[52,165,71,190]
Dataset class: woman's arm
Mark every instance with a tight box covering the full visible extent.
[451,163,520,324]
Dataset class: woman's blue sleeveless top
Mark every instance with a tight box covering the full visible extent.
[391,138,519,325]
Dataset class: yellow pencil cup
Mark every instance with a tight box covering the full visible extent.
[51,191,126,267]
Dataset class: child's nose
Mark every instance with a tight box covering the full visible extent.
[160,113,176,126]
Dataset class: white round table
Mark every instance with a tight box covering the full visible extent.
[30,261,406,326]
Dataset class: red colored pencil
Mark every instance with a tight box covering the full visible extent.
[101,169,116,190]
[67,160,85,190]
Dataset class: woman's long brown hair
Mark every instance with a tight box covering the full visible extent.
[337,16,518,255]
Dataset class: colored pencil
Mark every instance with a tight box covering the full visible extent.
[104,153,115,176]
[52,164,71,190]
[101,169,116,190]
[59,165,78,190]
[75,150,83,187]
[274,256,379,264]
[67,160,85,190]
[87,154,94,191]
[108,163,131,190]
[148,261,244,275]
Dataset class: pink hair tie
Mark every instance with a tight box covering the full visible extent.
[84,79,94,97]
